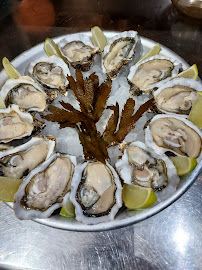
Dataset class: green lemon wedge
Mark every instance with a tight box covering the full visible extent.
[188,93,202,129]
[60,199,75,218]
[176,64,198,80]
[44,38,64,58]
[122,184,157,210]
[2,57,21,79]
[137,43,161,63]
[0,176,22,202]
[91,26,107,51]
[170,156,197,176]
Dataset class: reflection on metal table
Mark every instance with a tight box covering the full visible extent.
[0,176,201,270]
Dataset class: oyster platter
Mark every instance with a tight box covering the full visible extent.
[0,29,201,231]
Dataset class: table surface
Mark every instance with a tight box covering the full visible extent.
[0,0,202,269]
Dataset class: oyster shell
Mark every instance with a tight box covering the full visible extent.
[70,161,122,225]
[0,136,55,178]
[0,105,33,143]
[1,78,47,112]
[0,144,13,151]
[154,78,201,116]
[14,153,76,219]
[102,31,141,78]
[128,55,182,94]
[58,33,100,71]
[145,114,202,160]
[28,55,70,89]
[115,141,180,201]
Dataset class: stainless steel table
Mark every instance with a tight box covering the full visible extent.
[0,175,201,270]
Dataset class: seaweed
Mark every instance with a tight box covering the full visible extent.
[67,70,111,121]
[103,98,154,146]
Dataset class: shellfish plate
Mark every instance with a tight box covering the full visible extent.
[0,31,201,231]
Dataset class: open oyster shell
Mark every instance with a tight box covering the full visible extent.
[14,152,77,219]
[128,55,182,94]
[70,161,122,225]
[0,104,33,143]
[102,31,141,78]
[28,55,70,90]
[58,33,100,72]
[0,136,55,179]
[153,78,201,116]
[115,141,180,201]
[145,114,202,161]
[1,78,47,112]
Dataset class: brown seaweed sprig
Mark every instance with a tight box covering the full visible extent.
[67,70,112,122]
[41,70,154,163]
[103,98,154,147]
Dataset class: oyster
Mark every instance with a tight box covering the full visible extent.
[116,141,180,189]
[14,153,76,219]
[58,33,100,71]
[0,136,55,178]
[154,78,201,116]
[28,55,70,89]
[115,141,180,201]
[0,105,33,143]
[128,56,182,94]
[70,161,122,224]
[145,115,202,160]
[102,31,140,78]
[1,77,47,112]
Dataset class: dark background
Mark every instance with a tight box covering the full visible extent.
[0,0,202,76]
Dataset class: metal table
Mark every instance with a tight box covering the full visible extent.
[0,176,201,270]
[0,0,202,269]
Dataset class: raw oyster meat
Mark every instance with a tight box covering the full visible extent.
[28,55,70,89]
[154,78,201,116]
[128,55,182,94]
[58,33,100,71]
[1,77,47,112]
[145,115,202,160]
[0,104,33,143]
[0,136,55,178]
[102,31,140,78]
[14,153,76,219]
[70,161,122,224]
[115,141,180,197]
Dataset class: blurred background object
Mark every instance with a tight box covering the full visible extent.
[14,0,55,32]
[171,0,202,19]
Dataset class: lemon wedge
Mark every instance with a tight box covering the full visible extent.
[170,156,197,176]
[2,57,21,79]
[60,199,75,218]
[176,64,198,80]
[44,38,64,58]
[122,184,157,210]
[188,93,202,129]
[137,43,161,63]
[91,26,107,51]
[0,176,22,202]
